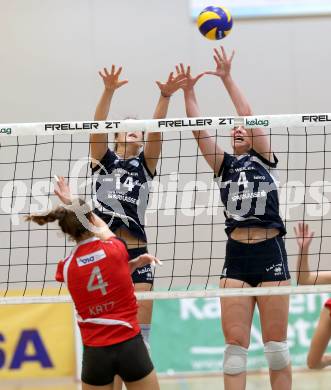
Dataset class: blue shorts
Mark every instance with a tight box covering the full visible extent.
[128,247,154,285]
[220,236,290,287]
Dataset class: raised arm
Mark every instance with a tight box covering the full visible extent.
[54,176,115,240]
[54,177,163,271]
[90,66,128,164]
[206,46,272,160]
[143,71,187,174]
[178,64,224,175]
[128,253,162,274]
[307,308,331,369]
[295,222,331,285]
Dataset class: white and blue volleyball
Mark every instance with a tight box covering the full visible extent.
[197,5,233,40]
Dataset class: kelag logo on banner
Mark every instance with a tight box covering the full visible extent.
[151,293,331,373]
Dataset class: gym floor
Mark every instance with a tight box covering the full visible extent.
[1,371,331,390]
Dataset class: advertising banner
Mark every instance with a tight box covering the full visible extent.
[0,303,75,379]
[151,293,331,373]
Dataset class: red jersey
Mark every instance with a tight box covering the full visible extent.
[56,236,140,347]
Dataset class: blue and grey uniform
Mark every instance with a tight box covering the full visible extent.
[91,149,155,284]
[215,149,290,286]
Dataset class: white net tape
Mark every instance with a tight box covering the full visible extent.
[1,113,330,136]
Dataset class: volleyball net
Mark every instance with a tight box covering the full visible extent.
[1,113,331,304]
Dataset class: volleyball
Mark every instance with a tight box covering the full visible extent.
[197,5,233,40]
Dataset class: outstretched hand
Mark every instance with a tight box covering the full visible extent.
[156,71,187,97]
[128,253,162,274]
[294,222,314,253]
[54,176,72,205]
[205,46,235,80]
[98,65,128,91]
[175,63,204,92]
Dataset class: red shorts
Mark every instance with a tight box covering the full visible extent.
[324,298,331,316]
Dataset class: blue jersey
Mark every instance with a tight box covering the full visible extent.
[215,149,286,236]
[91,149,155,242]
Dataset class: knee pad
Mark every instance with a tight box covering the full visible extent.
[223,344,248,375]
[264,341,290,370]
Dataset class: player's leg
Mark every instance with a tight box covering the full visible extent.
[81,345,115,390]
[307,306,331,369]
[129,247,154,352]
[220,278,256,390]
[135,283,153,350]
[112,249,154,390]
[112,285,153,390]
[257,280,291,390]
[125,370,160,390]
[112,376,122,390]
[82,383,113,390]
[118,334,158,390]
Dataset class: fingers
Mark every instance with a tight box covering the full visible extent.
[220,45,227,61]
[174,72,186,81]
[139,254,163,266]
[98,68,109,79]
[118,80,129,87]
[149,256,163,266]
[294,222,304,238]
[105,67,111,77]
[152,257,163,266]
[305,222,314,238]
[175,63,187,76]
[214,48,222,62]
[99,65,124,79]
[293,225,298,237]
[294,222,315,242]
[167,71,174,83]
[304,222,308,236]
[114,66,122,76]
[175,63,191,76]
[213,46,235,67]
[54,175,66,188]
[213,54,221,66]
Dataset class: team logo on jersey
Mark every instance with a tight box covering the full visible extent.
[129,159,139,168]
[77,250,106,267]
[266,263,283,276]
[136,266,151,275]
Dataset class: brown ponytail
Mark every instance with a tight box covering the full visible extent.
[26,200,93,241]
